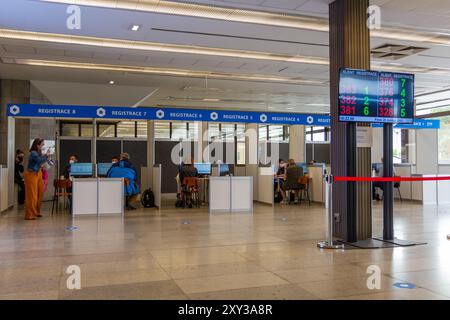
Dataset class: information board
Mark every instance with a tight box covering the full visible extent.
[339,68,414,124]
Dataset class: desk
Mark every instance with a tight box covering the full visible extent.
[72,178,124,215]
[210,176,253,213]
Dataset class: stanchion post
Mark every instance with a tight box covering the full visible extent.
[318,174,344,249]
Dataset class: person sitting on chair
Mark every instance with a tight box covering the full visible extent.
[107,153,140,210]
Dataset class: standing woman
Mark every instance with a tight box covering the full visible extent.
[24,138,50,220]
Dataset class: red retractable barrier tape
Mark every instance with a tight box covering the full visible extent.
[333,176,450,182]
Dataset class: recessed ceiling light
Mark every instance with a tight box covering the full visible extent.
[109,80,115,85]
[286,107,294,110]
[130,25,141,32]
[203,98,220,102]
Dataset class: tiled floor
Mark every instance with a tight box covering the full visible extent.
[1,200,450,300]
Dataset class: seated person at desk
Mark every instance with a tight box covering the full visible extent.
[62,154,78,205]
[280,159,304,203]
[106,153,140,209]
[372,158,396,200]
[111,155,120,165]
[274,159,287,192]
[63,154,78,179]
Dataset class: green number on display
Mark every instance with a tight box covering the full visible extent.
[401,99,406,107]
[364,107,369,115]
[401,109,406,117]
[401,89,406,97]
[401,78,406,87]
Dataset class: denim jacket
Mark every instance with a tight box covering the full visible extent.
[27,151,47,173]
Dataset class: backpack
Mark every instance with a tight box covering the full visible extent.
[141,189,155,208]
[274,191,283,203]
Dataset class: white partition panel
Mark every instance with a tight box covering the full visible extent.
[231,176,253,212]
[152,164,161,208]
[437,174,450,204]
[308,166,325,203]
[0,167,8,212]
[98,178,123,215]
[257,167,273,205]
[394,165,412,200]
[209,177,231,213]
[72,178,98,215]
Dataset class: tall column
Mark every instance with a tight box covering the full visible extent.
[245,123,259,200]
[146,120,155,190]
[1,80,30,208]
[289,125,305,162]
[1,80,30,164]
[329,0,372,241]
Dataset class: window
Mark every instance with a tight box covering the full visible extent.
[236,124,246,142]
[236,142,245,165]
[136,121,148,138]
[208,123,220,141]
[259,125,289,142]
[438,116,450,163]
[117,121,136,138]
[155,121,170,139]
[98,123,115,138]
[61,122,79,137]
[269,125,284,141]
[306,126,329,143]
[187,122,199,141]
[221,123,235,141]
[259,125,268,142]
[171,121,187,140]
[393,129,402,164]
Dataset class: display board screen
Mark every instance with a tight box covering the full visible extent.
[339,68,414,123]
[194,163,211,175]
[97,163,113,176]
[70,163,93,176]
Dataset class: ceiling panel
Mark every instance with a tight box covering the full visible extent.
[2,44,36,54]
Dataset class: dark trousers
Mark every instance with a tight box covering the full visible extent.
[373,182,383,199]
[17,181,25,204]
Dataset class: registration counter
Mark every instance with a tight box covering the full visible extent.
[209,176,253,213]
[72,178,124,215]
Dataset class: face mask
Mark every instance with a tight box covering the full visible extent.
[69,160,75,164]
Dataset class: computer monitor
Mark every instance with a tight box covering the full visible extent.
[194,163,211,175]
[296,162,308,174]
[97,163,113,177]
[218,164,230,176]
[70,163,93,176]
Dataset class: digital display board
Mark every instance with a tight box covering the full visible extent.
[338,68,414,123]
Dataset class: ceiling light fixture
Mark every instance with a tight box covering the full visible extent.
[0,28,328,65]
[40,0,450,46]
[109,80,115,84]
[203,98,221,102]
[8,58,326,86]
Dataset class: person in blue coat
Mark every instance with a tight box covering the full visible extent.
[106,152,139,209]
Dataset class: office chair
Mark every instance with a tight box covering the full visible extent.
[284,166,304,204]
[298,176,311,205]
[181,177,200,208]
[394,177,402,202]
[51,179,71,214]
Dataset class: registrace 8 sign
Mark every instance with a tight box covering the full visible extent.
[338,68,414,124]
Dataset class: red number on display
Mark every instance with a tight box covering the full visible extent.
[340,106,356,115]
[379,107,394,117]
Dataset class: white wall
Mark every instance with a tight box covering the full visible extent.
[416,129,438,174]
[371,128,383,163]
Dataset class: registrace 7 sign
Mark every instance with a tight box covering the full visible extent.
[338,68,414,124]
